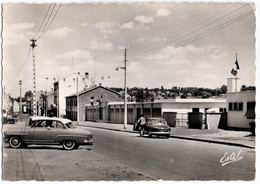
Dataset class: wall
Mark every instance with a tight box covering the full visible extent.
[226,90,255,129]
[79,87,121,121]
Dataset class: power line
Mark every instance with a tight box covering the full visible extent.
[43,4,62,34]
[34,4,52,38]
[129,3,228,53]
[129,9,253,63]
[128,4,252,60]
[4,47,32,85]
[37,4,56,39]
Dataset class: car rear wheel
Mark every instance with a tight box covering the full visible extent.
[62,140,76,150]
[9,136,22,148]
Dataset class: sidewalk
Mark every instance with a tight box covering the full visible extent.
[77,121,255,149]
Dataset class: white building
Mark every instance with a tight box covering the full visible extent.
[54,73,92,117]
[226,90,255,129]
[226,77,255,129]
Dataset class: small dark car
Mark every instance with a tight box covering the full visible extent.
[139,117,171,138]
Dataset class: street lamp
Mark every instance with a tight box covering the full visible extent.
[116,49,127,129]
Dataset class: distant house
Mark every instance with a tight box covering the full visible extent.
[66,85,121,121]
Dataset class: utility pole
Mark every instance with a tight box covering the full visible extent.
[30,38,37,116]
[45,78,48,116]
[19,80,22,116]
[124,48,127,129]
[77,72,79,124]
[116,49,127,129]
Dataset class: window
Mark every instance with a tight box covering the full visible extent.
[229,103,233,111]
[234,103,238,110]
[239,102,243,111]
[192,108,199,112]
[245,102,255,119]
[56,121,65,129]
[229,102,243,111]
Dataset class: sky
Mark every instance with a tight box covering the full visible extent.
[1,1,257,98]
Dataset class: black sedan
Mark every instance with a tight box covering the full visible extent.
[139,118,171,138]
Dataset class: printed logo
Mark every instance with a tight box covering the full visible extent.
[220,150,243,166]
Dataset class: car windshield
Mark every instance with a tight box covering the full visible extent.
[148,119,167,125]
[65,122,77,129]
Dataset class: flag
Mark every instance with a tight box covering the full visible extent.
[231,68,238,76]
[235,59,240,70]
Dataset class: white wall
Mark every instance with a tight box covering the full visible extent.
[58,74,91,116]
[227,91,255,129]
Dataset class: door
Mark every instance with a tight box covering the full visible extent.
[29,120,53,143]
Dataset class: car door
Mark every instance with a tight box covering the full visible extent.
[51,120,67,142]
[29,120,53,143]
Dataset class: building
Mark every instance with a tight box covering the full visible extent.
[66,85,121,121]
[226,77,256,129]
[226,90,255,129]
[54,73,92,117]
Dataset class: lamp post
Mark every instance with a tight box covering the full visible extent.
[116,48,127,129]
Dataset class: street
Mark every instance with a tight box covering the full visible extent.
[2,127,255,181]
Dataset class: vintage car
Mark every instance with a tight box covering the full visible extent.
[3,116,93,150]
[139,117,171,138]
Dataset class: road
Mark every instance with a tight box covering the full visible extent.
[2,127,255,181]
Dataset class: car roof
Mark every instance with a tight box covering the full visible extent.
[146,117,165,120]
[30,116,71,123]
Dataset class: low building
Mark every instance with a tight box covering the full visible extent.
[226,90,255,129]
[66,85,121,121]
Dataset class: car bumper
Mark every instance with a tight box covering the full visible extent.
[82,139,93,145]
[150,132,171,135]
[4,137,9,144]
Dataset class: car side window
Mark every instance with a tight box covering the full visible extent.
[33,120,45,127]
[46,120,54,127]
[56,121,65,129]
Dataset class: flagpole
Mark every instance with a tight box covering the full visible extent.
[235,53,238,92]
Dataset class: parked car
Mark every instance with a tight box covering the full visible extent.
[139,117,171,138]
[3,116,93,150]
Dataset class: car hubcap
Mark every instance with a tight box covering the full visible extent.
[12,139,19,146]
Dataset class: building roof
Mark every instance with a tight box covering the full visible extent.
[65,85,120,98]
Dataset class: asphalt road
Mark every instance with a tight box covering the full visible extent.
[87,127,255,180]
[2,126,255,181]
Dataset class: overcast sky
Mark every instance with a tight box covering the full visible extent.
[2,2,256,97]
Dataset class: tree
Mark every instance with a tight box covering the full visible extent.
[219,85,227,94]
[25,91,33,100]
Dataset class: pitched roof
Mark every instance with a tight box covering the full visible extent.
[65,86,120,98]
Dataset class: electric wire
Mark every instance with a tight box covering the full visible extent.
[33,4,52,39]
[4,47,32,85]
[129,10,254,63]
[128,4,252,61]
[43,4,62,34]
[37,4,56,40]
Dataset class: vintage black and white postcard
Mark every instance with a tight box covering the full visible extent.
[1,0,258,182]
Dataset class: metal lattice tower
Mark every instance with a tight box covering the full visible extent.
[30,38,37,116]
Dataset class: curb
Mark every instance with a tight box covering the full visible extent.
[78,124,255,149]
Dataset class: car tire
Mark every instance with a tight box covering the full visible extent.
[9,136,22,148]
[62,140,76,150]
[139,129,144,137]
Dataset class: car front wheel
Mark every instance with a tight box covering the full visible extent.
[9,136,22,148]
[62,140,76,150]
